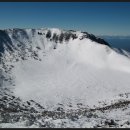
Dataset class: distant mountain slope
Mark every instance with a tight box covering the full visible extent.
[0,28,130,128]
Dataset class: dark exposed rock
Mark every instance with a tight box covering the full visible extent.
[46,30,51,39]
[104,119,117,126]
[36,46,41,50]
[81,32,110,47]
[38,32,42,35]
[52,33,59,43]
[57,107,63,112]
[59,33,64,43]
[0,30,13,55]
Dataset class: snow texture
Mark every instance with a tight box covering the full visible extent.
[0,28,130,128]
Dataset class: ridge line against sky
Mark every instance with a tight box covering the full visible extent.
[0,2,130,36]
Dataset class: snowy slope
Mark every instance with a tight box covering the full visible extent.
[11,38,130,109]
[0,28,130,127]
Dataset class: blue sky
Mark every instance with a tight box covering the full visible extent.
[0,2,130,36]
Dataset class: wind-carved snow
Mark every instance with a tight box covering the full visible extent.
[6,30,130,109]
[1,28,130,127]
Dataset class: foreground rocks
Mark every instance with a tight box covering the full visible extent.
[0,88,130,128]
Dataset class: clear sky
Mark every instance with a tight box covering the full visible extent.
[0,2,130,36]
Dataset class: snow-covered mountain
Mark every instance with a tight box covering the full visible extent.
[0,28,130,128]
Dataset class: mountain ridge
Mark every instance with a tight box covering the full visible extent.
[0,28,110,56]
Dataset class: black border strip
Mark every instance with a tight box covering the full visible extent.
[0,0,130,2]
